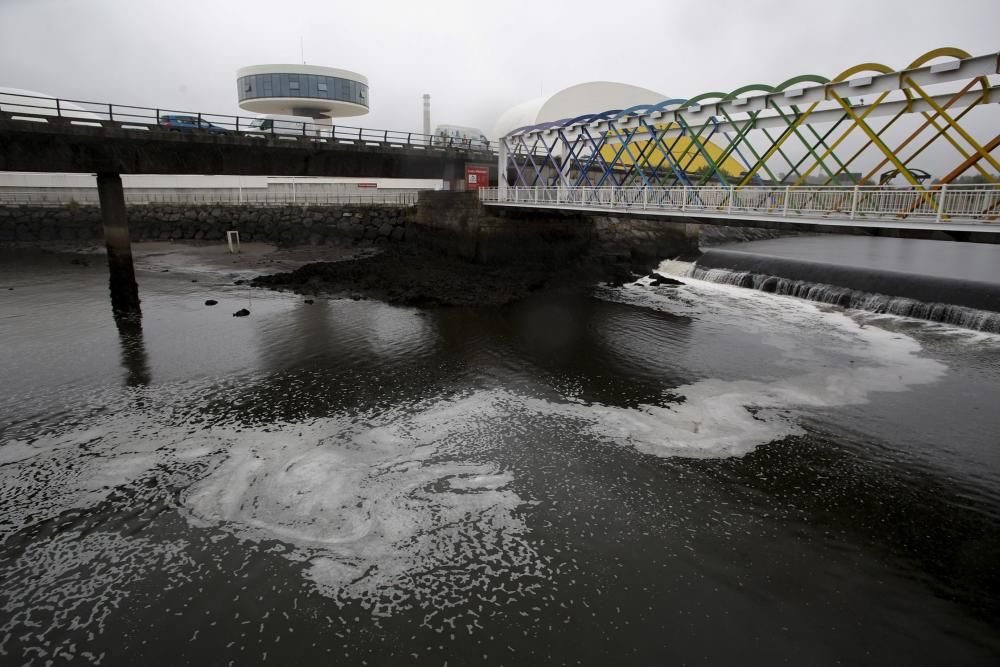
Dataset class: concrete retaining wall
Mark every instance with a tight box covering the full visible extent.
[0,204,411,246]
[0,193,701,269]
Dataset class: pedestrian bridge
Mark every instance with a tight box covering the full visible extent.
[487,47,1000,236]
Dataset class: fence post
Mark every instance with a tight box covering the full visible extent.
[197,112,202,128]
[108,104,114,122]
[56,98,61,118]
[682,186,688,211]
[727,187,734,214]
[935,184,947,223]
[784,186,791,217]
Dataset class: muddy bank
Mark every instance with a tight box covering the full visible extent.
[248,223,792,307]
[251,249,637,307]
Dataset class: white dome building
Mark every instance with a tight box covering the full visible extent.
[493,81,668,138]
[0,87,103,122]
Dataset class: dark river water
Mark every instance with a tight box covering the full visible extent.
[1,242,999,665]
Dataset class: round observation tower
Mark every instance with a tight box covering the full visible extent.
[236,64,369,121]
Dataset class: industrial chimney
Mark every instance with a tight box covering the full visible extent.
[422,94,431,137]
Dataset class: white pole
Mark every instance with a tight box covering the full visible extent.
[935,184,947,223]
[422,94,431,137]
[850,185,859,220]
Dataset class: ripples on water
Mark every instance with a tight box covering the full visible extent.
[1,249,999,664]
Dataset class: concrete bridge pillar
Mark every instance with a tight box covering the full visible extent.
[96,172,141,317]
[443,161,461,192]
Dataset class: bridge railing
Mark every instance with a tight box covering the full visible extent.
[0,90,502,154]
[479,185,1000,225]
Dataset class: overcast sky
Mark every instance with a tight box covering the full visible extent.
[1,0,998,137]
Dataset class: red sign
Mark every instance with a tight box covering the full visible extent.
[465,166,490,190]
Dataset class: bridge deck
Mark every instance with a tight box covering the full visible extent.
[0,112,496,178]
[480,186,1000,237]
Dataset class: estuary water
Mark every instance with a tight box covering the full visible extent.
[1,244,999,665]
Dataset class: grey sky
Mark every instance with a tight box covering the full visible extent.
[1,0,998,137]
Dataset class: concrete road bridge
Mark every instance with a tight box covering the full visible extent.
[0,93,497,180]
[486,48,1000,239]
[0,92,502,315]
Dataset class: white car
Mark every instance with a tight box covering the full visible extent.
[432,124,490,150]
[239,114,325,139]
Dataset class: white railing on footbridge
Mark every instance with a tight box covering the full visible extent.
[478,185,1000,227]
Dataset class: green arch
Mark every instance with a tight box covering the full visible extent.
[677,92,730,110]
[722,83,775,101]
[773,74,830,91]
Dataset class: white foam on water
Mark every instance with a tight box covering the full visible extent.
[0,530,200,664]
[579,260,948,457]
[178,394,545,616]
[1,392,548,621]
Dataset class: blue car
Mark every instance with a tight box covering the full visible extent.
[159,114,230,134]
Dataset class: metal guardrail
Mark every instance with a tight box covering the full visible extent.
[0,90,511,155]
[0,188,419,207]
[479,185,1000,225]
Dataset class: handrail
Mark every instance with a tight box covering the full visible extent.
[0,90,521,155]
[479,184,1000,225]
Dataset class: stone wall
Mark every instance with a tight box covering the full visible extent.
[412,191,699,268]
[0,194,701,269]
[0,203,411,246]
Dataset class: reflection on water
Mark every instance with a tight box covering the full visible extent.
[1,247,999,665]
[114,314,151,387]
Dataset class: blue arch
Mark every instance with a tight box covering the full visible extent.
[505,99,694,138]
[613,104,661,120]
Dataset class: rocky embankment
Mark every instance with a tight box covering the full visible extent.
[251,248,639,307]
